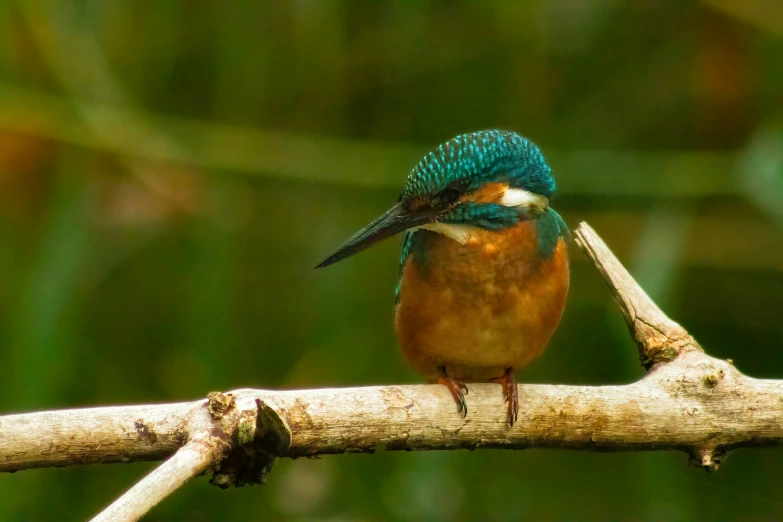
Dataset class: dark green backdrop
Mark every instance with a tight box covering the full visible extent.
[1,1,783,520]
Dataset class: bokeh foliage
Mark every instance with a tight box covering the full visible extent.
[1,1,783,520]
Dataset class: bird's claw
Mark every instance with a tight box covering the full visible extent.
[491,368,519,427]
[438,377,469,418]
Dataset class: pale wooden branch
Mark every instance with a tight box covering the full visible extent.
[90,438,218,522]
[573,223,701,367]
[1,221,781,522]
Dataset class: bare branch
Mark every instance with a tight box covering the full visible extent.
[574,222,701,367]
[0,221,780,521]
[90,439,218,522]
[0,403,189,471]
[4,371,783,475]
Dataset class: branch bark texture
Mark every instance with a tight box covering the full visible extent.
[0,222,780,521]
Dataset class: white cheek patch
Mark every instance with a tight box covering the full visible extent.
[500,188,549,211]
[416,188,548,245]
[418,223,479,244]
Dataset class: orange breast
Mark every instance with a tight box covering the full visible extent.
[394,221,569,382]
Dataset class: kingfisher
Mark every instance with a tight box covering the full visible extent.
[316,130,569,426]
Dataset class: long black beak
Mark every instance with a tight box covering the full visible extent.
[315,202,437,268]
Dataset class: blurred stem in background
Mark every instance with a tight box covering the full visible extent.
[701,0,783,37]
[3,153,94,514]
[181,187,242,393]
[5,153,94,410]
[17,0,213,222]
[737,123,783,230]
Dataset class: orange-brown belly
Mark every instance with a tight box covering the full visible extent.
[394,223,569,382]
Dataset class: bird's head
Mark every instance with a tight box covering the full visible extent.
[316,130,555,268]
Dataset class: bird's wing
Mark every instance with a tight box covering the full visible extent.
[549,208,571,242]
[395,231,417,303]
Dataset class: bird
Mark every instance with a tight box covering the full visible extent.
[316,130,569,426]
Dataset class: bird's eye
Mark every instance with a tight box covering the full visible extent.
[438,187,462,205]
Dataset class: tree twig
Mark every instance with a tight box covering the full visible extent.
[90,438,220,522]
[574,222,700,367]
[1,222,780,522]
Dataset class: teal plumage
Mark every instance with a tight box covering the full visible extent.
[400,129,556,201]
[392,130,568,303]
[534,208,570,257]
[395,231,416,303]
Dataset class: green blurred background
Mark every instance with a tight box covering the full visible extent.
[1,1,783,520]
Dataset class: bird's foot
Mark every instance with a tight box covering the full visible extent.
[437,366,468,418]
[490,367,519,427]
